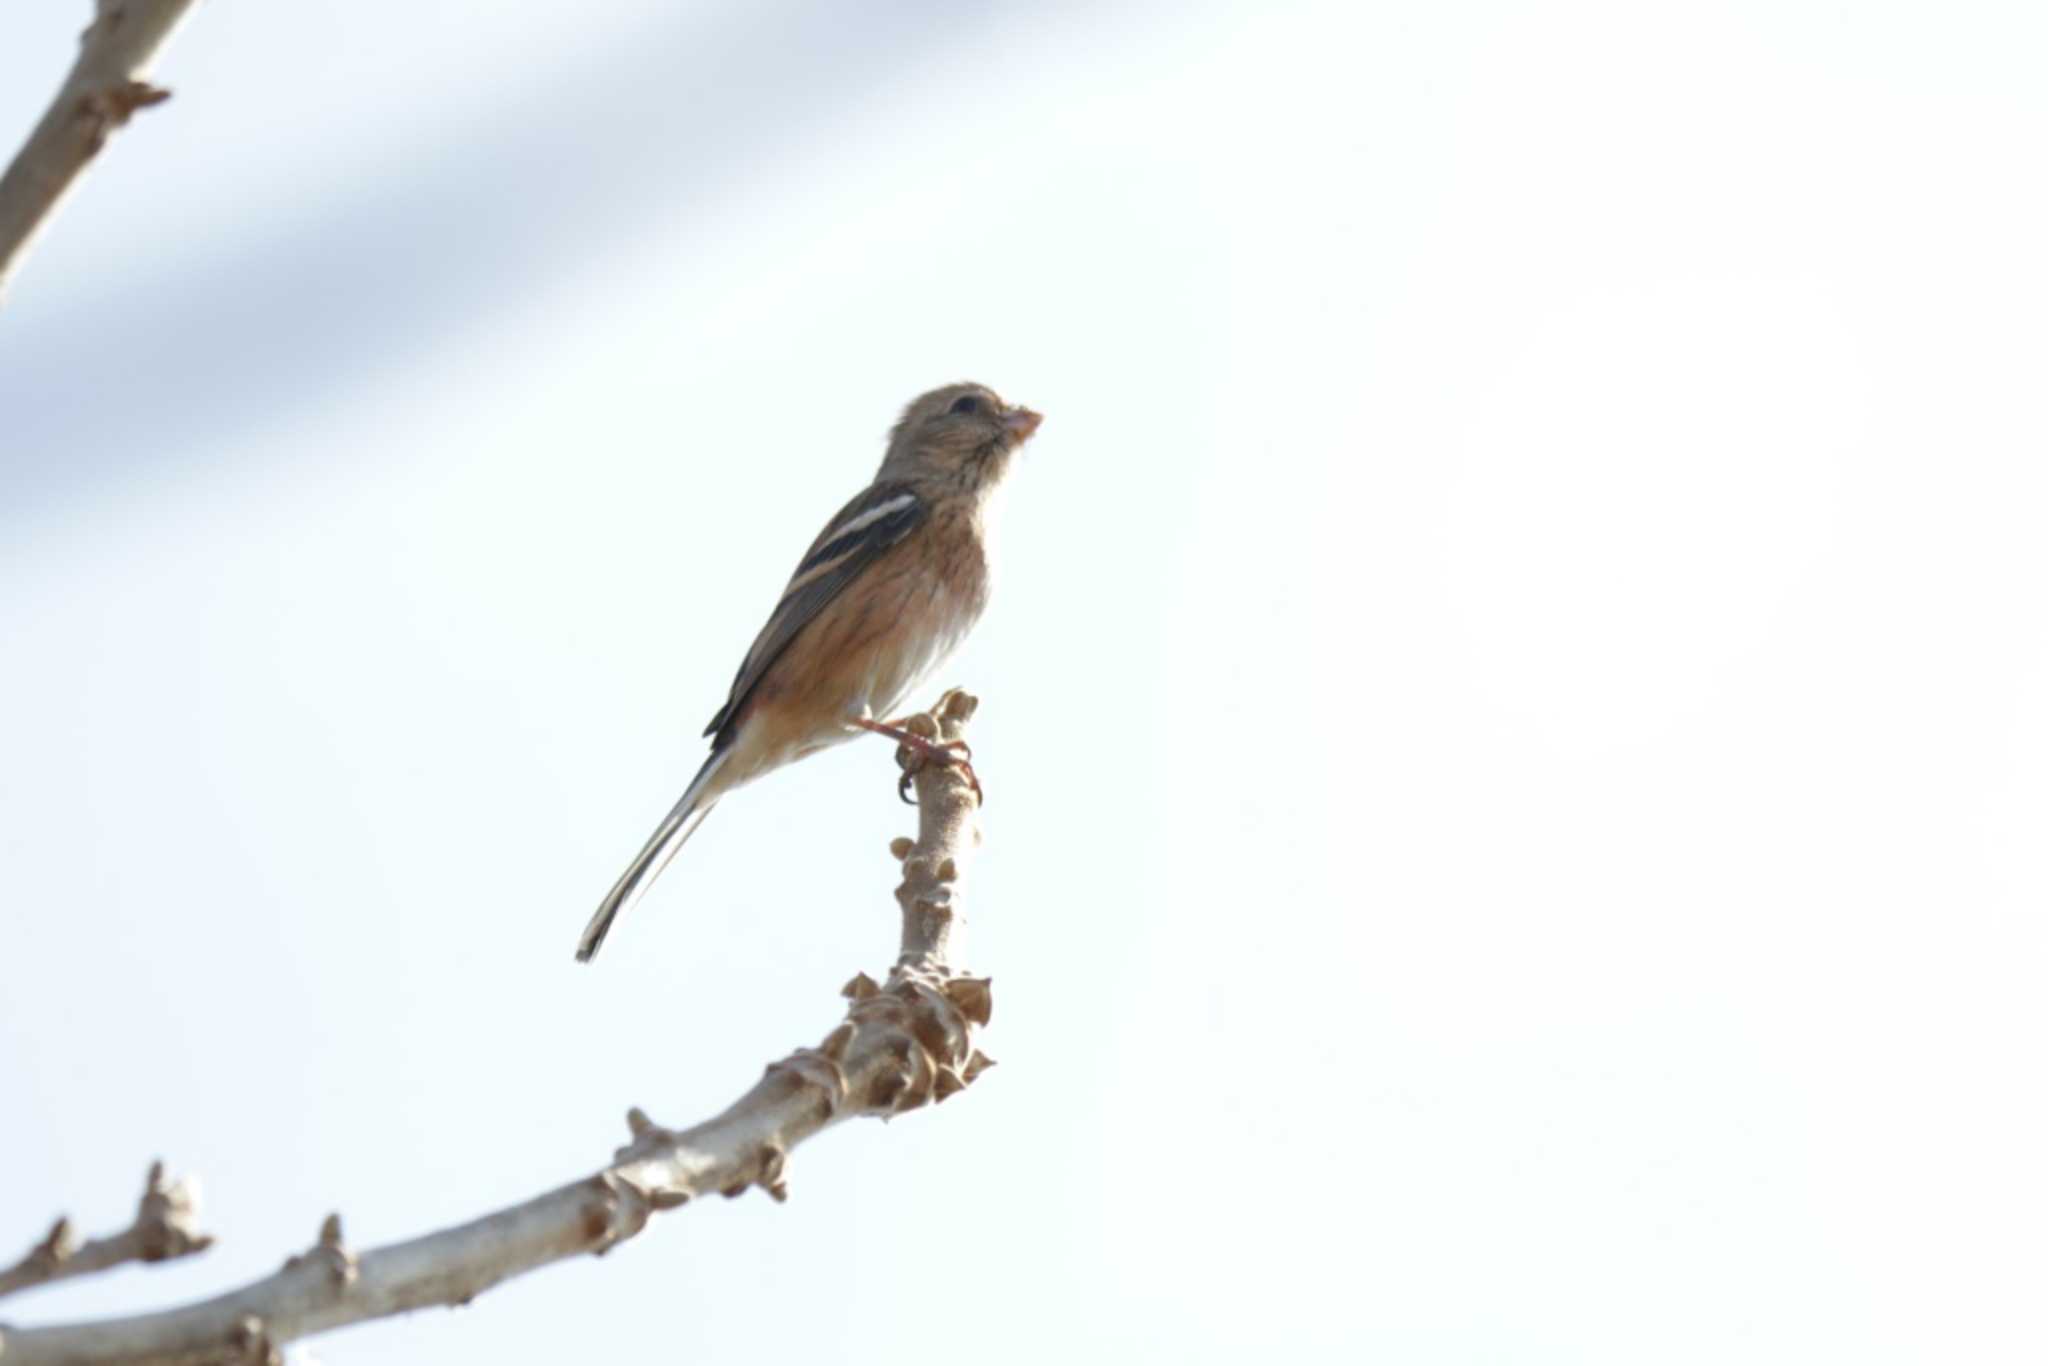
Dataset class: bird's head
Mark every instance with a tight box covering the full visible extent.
[880,382,1042,491]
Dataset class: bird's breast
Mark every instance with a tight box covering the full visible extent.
[853,510,989,720]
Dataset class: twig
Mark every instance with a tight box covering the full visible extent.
[0,1162,214,1302]
[0,688,995,1365]
[0,0,199,302]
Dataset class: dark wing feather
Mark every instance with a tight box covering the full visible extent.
[703,481,926,745]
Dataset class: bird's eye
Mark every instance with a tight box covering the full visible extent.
[948,395,982,416]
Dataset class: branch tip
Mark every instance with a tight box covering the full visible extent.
[936,687,980,723]
[135,1161,212,1262]
[0,1159,215,1303]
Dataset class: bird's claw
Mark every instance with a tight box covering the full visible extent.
[894,738,982,807]
[857,716,982,806]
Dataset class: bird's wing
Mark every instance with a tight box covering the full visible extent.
[703,480,927,745]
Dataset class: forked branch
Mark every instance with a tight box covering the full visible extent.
[0,689,995,1365]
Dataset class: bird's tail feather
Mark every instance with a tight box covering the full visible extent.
[576,749,730,962]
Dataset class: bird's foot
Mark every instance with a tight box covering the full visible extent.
[855,717,983,806]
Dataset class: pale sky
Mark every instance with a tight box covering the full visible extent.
[4,2,2046,1362]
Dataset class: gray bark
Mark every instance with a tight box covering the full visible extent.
[0,690,996,1365]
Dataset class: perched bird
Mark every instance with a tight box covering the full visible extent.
[576,382,1043,962]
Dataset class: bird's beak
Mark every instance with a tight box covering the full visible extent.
[1003,406,1044,441]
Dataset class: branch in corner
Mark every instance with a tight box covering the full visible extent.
[0,688,997,1366]
[0,1161,214,1302]
[0,0,200,302]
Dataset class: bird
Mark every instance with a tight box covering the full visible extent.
[575,381,1043,962]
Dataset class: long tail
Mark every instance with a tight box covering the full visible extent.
[576,749,731,962]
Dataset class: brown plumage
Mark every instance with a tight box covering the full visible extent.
[576,382,1042,962]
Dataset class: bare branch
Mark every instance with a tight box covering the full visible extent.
[0,0,199,303]
[0,1161,214,1303]
[0,688,993,1365]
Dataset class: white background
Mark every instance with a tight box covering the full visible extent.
[3,2,2045,1361]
